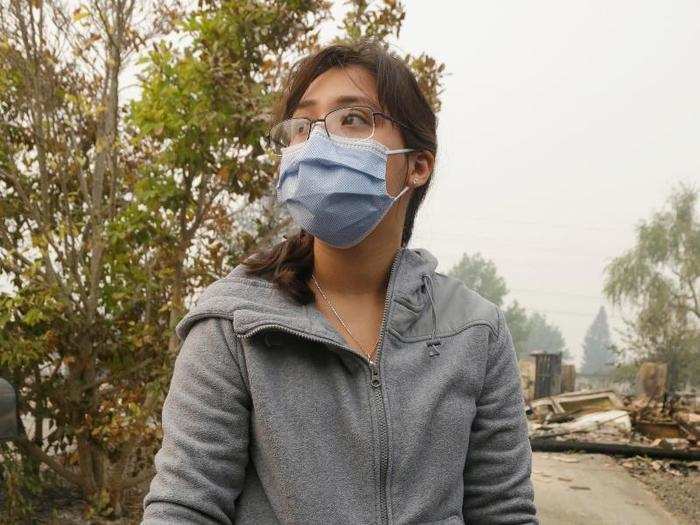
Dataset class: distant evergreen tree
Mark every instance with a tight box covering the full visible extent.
[581,306,615,375]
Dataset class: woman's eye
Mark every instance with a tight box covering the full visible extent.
[291,123,308,138]
[341,113,370,127]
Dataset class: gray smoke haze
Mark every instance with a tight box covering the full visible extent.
[391,0,700,365]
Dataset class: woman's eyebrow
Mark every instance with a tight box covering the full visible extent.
[295,98,316,110]
[295,95,382,112]
[333,95,382,111]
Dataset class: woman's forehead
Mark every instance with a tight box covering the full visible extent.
[296,65,382,113]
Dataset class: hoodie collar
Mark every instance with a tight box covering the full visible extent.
[176,246,439,353]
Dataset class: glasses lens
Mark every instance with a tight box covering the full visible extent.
[269,118,311,153]
[326,106,374,140]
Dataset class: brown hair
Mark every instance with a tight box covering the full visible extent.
[241,39,438,304]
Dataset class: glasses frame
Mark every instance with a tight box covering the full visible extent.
[266,105,416,156]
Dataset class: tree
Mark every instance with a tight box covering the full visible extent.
[504,300,530,358]
[523,311,572,360]
[0,0,182,516]
[581,306,615,375]
[603,182,700,390]
[447,252,530,355]
[448,252,509,306]
[0,0,446,519]
[446,252,571,359]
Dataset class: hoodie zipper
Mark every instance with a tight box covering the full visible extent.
[369,247,403,525]
[239,247,403,525]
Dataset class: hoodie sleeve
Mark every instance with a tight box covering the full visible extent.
[142,317,251,525]
[462,306,539,524]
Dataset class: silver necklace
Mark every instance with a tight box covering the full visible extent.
[311,273,376,364]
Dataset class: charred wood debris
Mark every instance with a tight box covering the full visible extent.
[522,358,700,477]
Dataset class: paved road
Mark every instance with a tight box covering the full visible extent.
[532,452,680,525]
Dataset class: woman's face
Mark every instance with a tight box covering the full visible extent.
[291,65,432,199]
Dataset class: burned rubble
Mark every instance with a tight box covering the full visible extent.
[521,355,700,462]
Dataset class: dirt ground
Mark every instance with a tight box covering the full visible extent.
[615,455,700,525]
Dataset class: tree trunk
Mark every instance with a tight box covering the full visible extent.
[30,367,43,479]
[168,260,185,355]
[76,437,98,497]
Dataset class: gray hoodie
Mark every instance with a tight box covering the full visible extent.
[141,246,539,524]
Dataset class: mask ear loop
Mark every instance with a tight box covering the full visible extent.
[386,148,415,201]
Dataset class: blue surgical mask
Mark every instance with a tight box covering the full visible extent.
[275,128,415,249]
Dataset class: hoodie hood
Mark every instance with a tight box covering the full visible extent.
[175,246,441,352]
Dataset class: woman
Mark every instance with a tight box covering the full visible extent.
[142,39,538,524]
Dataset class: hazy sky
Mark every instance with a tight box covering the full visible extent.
[367,0,699,365]
[3,1,698,368]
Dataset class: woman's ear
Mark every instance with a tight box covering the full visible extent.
[409,150,435,187]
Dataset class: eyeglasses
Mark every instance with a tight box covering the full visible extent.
[265,105,413,156]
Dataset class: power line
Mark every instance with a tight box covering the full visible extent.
[417,216,635,232]
[530,308,624,320]
[422,238,625,260]
[508,287,604,300]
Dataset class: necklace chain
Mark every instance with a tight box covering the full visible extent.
[311,273,376,364]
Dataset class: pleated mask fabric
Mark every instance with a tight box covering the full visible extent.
[275,128,413,248]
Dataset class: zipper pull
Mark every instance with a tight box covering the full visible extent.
[426,338,442,357]
[370,362,381,388]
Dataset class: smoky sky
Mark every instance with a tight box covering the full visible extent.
[381,0,700,364]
